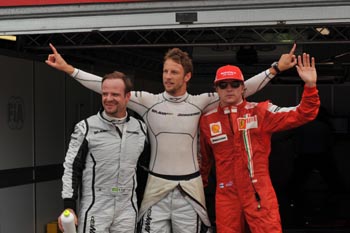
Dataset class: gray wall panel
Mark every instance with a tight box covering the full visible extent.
[34,62,66,166]
[35,180,63,233]
[0,55,33,170]
[0,185,35,233]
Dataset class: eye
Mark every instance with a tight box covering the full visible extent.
[217,82,228,89]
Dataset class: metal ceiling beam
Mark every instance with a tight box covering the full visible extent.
[0,1,350,35]
[22,25,350,50]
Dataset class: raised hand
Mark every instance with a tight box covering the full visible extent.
[296,53,317,87]
[45,43,75,74]
[277,43,298,72]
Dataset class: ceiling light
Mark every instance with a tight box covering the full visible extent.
[0,35,16,41]
[316,27,330,36]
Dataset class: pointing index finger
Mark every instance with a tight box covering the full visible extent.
[49,43,58,54]
[289,43,296,56]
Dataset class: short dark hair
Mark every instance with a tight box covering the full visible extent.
[164,48,193,75]
[102,71,133,94]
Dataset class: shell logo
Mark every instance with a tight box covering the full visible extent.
[211,124,220,133]
[209,122,222,136]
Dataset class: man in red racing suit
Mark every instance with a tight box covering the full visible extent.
[199,54,320,233]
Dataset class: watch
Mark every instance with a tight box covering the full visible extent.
[271,62,281,74]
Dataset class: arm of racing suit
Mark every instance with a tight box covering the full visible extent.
[62,120,89,213]
[66,66,297,116]
[70,69,102,94]
[262,53,320,132]
[262,85,320,133]
[243,69,274,98]
[46,43,296,99]
[62,67,272,100]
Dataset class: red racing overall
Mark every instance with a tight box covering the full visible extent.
[200,86,320,233]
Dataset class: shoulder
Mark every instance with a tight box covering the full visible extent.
[200,108,219,128]
[245,101,260,109]
[130,91,164,105]
[75,118,88,131]
[132,91,162,99]
[188,92,219,110]
[203,107,218,117]
[129,116,147,132]
[71,119,89,139]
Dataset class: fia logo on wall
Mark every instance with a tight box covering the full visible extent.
[8,96,25,130]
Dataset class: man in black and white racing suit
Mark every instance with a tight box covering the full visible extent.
[59,71,147,233]
[47,44,296,233]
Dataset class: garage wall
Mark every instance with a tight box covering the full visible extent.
[0,55,99,233]
[33,61,65,233]
[0,55,35,232]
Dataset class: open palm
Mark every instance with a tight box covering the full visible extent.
[296,53,317,86]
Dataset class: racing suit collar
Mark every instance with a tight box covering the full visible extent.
[219,99,246,114]
[163,91,189,102]
[98,109,130,124]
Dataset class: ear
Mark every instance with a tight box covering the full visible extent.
[242,86,246,96]
[125,92,131,101]
[184,72,192,83]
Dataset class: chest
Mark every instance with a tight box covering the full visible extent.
[206,110,263,152]
[86,126,143,163]
[146,101,201,135]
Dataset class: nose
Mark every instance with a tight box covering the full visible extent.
[225,85,234,91]
[163,71,171,79]
[105,94,113,101]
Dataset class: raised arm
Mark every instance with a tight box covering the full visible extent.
[263,53,320,133]
[46,43,75,75]
[244,43,297,97]
[46,43,103,93]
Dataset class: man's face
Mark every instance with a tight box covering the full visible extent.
[215,80,244,107]
[162,59,191,96]
[102,78,130,118]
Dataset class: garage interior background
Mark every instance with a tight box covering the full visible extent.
[0,0,350,232]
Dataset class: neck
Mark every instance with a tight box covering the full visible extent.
[220,99,244,108]
[104,110,127,120]
[166,90,186,97]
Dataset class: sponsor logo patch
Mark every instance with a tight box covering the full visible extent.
[237,115,258,130]
[210,134,228,144]
[89,216,96,233]
[145,208,152,232]
[209,122,222,136]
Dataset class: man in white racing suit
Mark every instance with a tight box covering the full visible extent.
[47,43,297,233]
[59,71,147,233]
